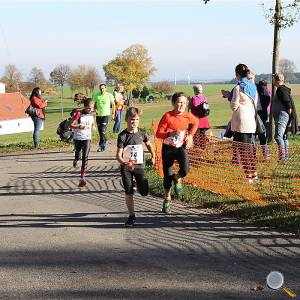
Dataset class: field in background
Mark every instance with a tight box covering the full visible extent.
[0,84,300,146]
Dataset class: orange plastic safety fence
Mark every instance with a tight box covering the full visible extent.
[152,121,300,208]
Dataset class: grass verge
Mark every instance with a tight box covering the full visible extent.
[0,138,73,153]
[145,163,300,233]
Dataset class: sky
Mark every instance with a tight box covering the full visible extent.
[0,0,299,82]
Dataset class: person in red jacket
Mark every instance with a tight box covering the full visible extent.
[29,87,48,149]
[156,92,198,213]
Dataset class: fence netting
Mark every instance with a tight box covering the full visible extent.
[152,121,300,208]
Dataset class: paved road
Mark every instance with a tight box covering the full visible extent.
[0,142,299,300]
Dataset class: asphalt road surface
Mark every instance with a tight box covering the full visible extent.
[0,143,299,300]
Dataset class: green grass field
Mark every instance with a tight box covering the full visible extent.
[1,84,299,147]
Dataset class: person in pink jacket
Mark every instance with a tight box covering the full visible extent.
[29,87,48,149]
[188,84,211,147]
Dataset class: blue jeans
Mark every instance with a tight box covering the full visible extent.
[32,117,44,148]
[274,111,289,160]
[113,110,123,133]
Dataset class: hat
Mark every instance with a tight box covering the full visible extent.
[273,73,284,81]
[193,84,203,94]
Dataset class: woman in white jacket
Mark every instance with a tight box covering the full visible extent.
[230,64,257,183]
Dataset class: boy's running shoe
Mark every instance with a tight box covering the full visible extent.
[124,214,136,227]
[78,178,87,187]
[73,159,78,168]
[161,201,171,213]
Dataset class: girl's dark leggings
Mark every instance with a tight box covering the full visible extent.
[74,139,91,177]
[162,144,189,190]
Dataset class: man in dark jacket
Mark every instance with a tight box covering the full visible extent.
[272,73,298,161]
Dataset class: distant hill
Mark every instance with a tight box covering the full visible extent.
[227,72,300,84]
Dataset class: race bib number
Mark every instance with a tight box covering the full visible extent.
[163,130,185,148]
[123,145,144,164]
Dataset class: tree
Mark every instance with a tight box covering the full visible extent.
[103,44,156,103]
[204,0,300,78]
[152,81,174,97]
[68,65,100,96]
[203,0,300,141]
[50,64,71,119]
[49,64,71,98]
[279,58,297,82]
[262,0,300,85]
[29,67,46,85]
[1,64,23,92]
[84,66,100,96]
[140,85,150,100]
[28,67,51,92]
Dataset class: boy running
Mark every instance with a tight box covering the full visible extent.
[116,107,156,227]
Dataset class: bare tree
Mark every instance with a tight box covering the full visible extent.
[49,64,71,98]
[85,67,100,96]
[67,65,100,96]
[29,67,46,85]
[1,64,23,92]
[50,64,71,119]
[279,58,297,82]
[203,0,300,141]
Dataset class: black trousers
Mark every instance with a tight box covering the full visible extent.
[96,115,109,146]
[233,132,256,177]
[121,166,149,196]
[74,139,91,177]
[162,144,189,190]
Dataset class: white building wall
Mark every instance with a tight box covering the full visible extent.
[0,82,5,93]
[0,118,44,135]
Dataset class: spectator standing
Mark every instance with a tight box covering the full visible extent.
[29,87,48,150]
[188,84,211,147]
[93,83,115,152]
[256,80,271,159]
[272,73,298,161]
[230,64,257,183]
[113,84,126,133]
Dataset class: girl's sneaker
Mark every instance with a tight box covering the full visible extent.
[78,178,87,187]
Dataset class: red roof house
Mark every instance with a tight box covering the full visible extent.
[0,92,35,135]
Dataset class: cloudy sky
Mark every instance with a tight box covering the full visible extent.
[0,0,299,82]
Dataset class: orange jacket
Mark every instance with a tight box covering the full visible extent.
[156,110,198,142]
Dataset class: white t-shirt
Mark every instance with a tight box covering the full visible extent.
[73,111,95,140]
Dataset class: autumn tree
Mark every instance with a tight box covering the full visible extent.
[103,44,156,102]
[49,64,71,98]
[1,64,23,92]
[152,81,174,97]
[279,58,297,82]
